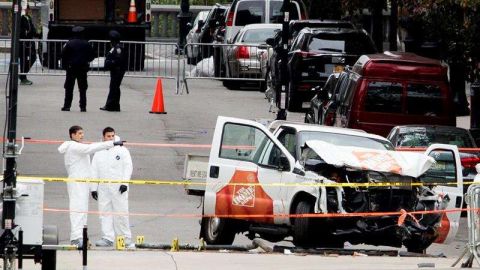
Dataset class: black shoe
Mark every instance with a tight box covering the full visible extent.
[100,106,120,112]
[61,107,70,111]
[80,108,87,112]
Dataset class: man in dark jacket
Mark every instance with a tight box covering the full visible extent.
[61,26,95,112]
[19,4,40,85]
[100,30,127,112]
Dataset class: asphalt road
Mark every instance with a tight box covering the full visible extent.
[0,74,472,268]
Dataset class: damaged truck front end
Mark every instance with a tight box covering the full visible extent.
[301,141,461,252]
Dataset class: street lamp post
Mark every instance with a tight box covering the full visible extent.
[1,0,22,268]
[177,0,192,54]
[276,0,290,120]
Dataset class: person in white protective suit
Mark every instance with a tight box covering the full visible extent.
[58,125,121,248]
[91,127,134,248]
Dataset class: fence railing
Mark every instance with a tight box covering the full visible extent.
[0,3,211,39]
[3,38,271,95]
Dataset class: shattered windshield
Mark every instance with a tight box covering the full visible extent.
[299,131,394,150]
[396,127,473,148]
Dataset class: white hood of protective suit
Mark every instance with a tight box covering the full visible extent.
[58,140,114,179]
[305,140,435,178]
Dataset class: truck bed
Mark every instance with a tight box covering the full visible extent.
[183,154,208,196]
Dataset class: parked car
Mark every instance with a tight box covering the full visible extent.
[304,72,341,124]
[330,52,456,137]
[269,27,376,112]
[185,10,210,65]
[189,116,463,252]
[217,0,307,83]
[224,0,307,44]
[223,24,281,89]
[198,4,229,59]
[387,125,480,194]
[263,19,354,96]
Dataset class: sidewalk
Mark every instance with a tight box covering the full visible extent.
[21,250,461,270]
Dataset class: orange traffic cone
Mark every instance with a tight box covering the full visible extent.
[127,0,137,23]
[150,78,167,114]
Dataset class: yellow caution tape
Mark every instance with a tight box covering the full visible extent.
[17,175,469,188]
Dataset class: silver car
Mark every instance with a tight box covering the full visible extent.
[225,24,281,82]
[185,10,210,64]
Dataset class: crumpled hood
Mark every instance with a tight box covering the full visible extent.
[58,141,73,154]
[305,140,435,178]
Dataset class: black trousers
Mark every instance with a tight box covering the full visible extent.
[19,41,36,80]
[104,69,125,110]
[63,67,88,109]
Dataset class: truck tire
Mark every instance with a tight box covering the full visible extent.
[201,217,235,245]
[293,201,315,247]
[42,225,58,270]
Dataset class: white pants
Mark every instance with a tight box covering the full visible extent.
[98,184,131,242]
[67,182,90,241]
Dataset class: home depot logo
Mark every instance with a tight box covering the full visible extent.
[232,185,255,207]
[352,150,402,174]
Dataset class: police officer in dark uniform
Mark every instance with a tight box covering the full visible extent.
[61,26,95,112]
[19,4,40,85]
[100,30,127,112]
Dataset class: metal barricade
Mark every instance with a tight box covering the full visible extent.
[183,43,271,93]
[453,184,480,268]
[2,39,182,93]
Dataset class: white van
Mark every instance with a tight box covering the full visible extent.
[224,0,308,43]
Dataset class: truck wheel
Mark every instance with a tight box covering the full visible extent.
[201,217,235,245]
[293,201,316,247]
[42,225,58,270]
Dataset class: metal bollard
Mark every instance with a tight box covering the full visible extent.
[18,229,23,270]
[82,226,88,270]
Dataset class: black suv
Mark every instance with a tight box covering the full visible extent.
[270,27,376,112]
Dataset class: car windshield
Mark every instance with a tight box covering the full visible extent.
[299,131,394,150]
[242,28,280,43]
[308,33,376,54]
[269,1,299,23]
[395,127,474,148]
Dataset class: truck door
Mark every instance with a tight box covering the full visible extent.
[204,116,296,225]
[420,144,463,244]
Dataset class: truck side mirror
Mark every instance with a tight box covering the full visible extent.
[318,87,329,102]
[266,38,274,47]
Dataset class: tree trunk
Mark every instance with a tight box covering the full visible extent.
[389,0,398,51]
[450,62,470,116]
[372,4,384,52]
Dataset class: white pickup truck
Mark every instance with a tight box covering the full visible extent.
[185,116,464,252]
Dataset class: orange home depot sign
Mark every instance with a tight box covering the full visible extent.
[215,170,274,224]
[352,150,402,174]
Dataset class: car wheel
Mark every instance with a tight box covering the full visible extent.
[293,200,316,247]
[201,217,235,245]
